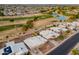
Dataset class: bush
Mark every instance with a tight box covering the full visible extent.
[26,20,33,28]
[33,16,38,21]
[27,24,33,28]
[27,20,33,24]
[22,20,34,31]
[6,36,9,39]
[9,19,14,22]
[22,24,29,31]
[0,12,4,16]
[57,34,64,40]
[72,49,79,55]
[0,8,4,16]
[66,30,71,33]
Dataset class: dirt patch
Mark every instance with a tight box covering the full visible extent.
[0,42,5,49]
[39,42,54,53]
[33,18,57,28]
[0,28,35,48]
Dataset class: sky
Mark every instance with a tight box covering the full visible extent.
[0,0,79,4]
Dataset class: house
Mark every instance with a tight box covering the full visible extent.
[13,42,28,55]
[0,41,28,55]
[58,23,67,28]
[49,27,61,33]
[0,46,12,55]
[24,36,47,49]
[67,22,78,30]
[39,30,60,39]
[72,22,79,27]
[68,26,75,30]
[60,28,68,32]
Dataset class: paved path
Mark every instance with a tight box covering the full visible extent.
[48,32,79,55]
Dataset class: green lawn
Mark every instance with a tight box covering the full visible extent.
[0,14,53,32]
[55,34,65,41]
[0,24,23,31]
[0,14,53,21]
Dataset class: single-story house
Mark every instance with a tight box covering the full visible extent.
[0,41,28,55]
[60,28,68,32]
[72,22,79,26]
[39,30,60,39]
[49,27,61,33]
[24,36,47,49]
[58,23,67,28]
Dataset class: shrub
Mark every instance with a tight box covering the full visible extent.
[57,34,64,40]
[72,49,79,55]
[9,19,14,22]
[66,30,71,33]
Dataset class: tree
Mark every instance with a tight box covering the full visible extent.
[9,19,14,22]
[27,23,33,28]
[40,9,48,13]
[22,24,29,31]
[26,20,33,24]
[47,10,53,15]
[0,8,4,16]
[22,20,34,31]
[33,16,38,21]
[75,13,79,19]
[26,20,33,28]
[0,12,4,16]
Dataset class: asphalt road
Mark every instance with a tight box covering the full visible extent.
[48,32,79,55]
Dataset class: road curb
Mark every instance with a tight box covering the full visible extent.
[45,30,79,55]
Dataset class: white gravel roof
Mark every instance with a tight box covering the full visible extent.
[0,48,4,55]
[0,42,28,55]
[50,27,68,32]
[14,42,28,55]
[50,27,61,33]
[24,36,47,49]
[39,30,60,39]
[5,41,15,47]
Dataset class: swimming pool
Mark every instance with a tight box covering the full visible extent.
[52,12,66,20]
[57,15,66,20]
